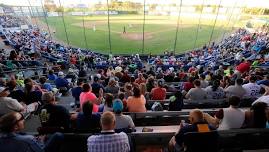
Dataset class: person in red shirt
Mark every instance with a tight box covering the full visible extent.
[183,77,194,92]
[236,60,251,74]
[151,79,166,100]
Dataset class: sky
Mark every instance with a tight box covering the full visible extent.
[1,0,269,8]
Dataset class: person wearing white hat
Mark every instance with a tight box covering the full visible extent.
[55,71,70,95]
[0,87,24,116]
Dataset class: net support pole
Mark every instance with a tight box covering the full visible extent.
[58,0,70,45]
[40,0,52,40]
[142,0,146,54]
[27,0,38,26]
[82,10,88,49]
[221,1,237,41]
[208,0,222,44]
[106,0,112,54]
[193,0,205,50]
[173,0,183,54]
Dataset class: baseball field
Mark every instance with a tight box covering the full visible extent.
[39,14,237,55]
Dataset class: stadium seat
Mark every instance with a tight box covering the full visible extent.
[183,131,219,152]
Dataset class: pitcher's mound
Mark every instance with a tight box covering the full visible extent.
[121,32,153,41]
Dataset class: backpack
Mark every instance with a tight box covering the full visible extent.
[151,102,163,111]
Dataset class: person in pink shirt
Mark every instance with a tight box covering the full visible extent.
[80,83,103,112]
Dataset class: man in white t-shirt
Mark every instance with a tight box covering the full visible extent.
[0,87,24,116]
[242,75,261,99]
[225,78,246,98]
[252,85,269,106]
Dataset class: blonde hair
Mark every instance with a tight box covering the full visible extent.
[101,111,115,126]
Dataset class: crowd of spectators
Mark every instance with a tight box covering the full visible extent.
[0,13,269,152]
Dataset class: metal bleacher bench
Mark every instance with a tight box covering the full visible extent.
[147,98,229,110]
[40,128,269,152]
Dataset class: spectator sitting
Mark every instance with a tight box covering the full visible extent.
[205,80,225,99]
[71,80,83,108]
[39,92,70,131]
[124,83,133,99]
[252,85,269,106]
[80,83,103,113]
[72,102,101,132]
[120,70,131,83]
[168,91,184,111]
[199,74,209,88]
[146,76,155,92]
[169,109,215,151]
[243,102,268,128]
[185,80,207,101]
[87,111,130,152]
[243,75,261,100]
[204,96,245,130]
[183,77,194,92]
[135,73,146,84]
[65,68,77,83]
[39,76,53,92]
[22,78,42,105]
[0,112,64,152]
[236,59,251,74]
[105,79,119,95]
[126,86,146,112]
[91,75,104,97]
[118,92,128,112]
[224,78,246,98]
[151,79,166,100]
[0,87,24,116]
[48,70,57,81]
[7,80,24,103]
[102,93,114,112]
[113,99,135,130]
[78,68,87,78]
[257,74,269,86]
[55,71,69,95]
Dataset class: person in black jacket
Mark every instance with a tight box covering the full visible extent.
[39,92,70,132]
[168,91,184,111]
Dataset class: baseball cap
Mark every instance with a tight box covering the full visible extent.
[58,71,64,76]
[113,99,123,113]
[0,87,6,93]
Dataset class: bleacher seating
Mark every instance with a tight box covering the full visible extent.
[30,128,269,152]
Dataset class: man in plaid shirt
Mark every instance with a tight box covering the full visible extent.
[87,111,130,152]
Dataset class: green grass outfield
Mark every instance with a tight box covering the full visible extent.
[40,15,233,55]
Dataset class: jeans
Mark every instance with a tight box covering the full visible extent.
[44,132,64,152]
